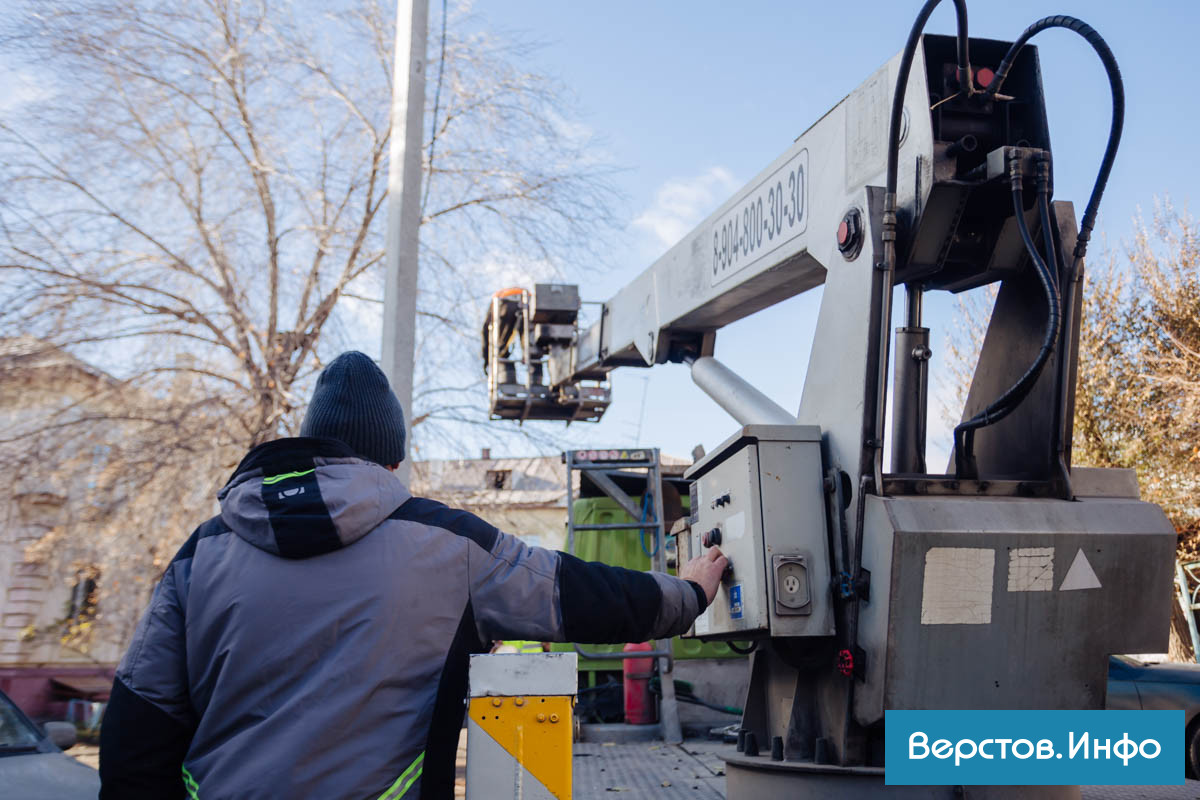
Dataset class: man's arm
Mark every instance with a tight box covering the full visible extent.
[467,526,727,645]
[100,534,200,799]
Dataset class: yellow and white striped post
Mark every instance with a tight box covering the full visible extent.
[466,652,577,800]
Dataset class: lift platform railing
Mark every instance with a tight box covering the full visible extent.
[483,285,612,423]
[564,447,681,743]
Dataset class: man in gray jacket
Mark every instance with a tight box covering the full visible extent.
[99,351,727,799]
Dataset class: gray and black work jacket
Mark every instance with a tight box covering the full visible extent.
[99,437,706,799]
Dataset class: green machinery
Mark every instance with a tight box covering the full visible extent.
[550,447,743,740]
[551,492,745,671]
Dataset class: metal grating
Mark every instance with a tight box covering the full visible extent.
[573,741,729,799]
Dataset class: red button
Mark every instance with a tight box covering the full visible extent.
[837,220,849,245]
[977,67,995,89]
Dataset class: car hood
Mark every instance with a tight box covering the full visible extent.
[0,751,99,799]
[1132,662,1200,683]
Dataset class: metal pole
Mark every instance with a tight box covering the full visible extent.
[649,450,683,744]
[565,451,576,556]
[904,285,923,329]
[381,0,429,485]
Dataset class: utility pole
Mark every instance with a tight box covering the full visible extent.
[382,0,428,484]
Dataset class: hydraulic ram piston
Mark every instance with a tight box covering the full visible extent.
[690,356,796,427]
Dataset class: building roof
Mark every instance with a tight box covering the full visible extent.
[411,456,568,508]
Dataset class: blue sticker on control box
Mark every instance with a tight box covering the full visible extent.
[729,583,744,620]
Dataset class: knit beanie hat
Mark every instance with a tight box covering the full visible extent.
[300,351,407,466]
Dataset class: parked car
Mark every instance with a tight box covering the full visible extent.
[1108,654,1200,777]
[0,688,99,799]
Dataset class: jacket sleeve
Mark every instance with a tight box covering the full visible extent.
[100,548,197,799]
[467,527,707,645]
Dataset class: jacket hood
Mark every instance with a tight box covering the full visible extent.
[217,437,410,559]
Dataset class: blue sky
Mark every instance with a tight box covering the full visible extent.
[465,0,1200,466]
[4,2,1193,467]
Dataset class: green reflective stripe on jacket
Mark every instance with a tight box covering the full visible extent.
[503,639,544,653]
[262,468,316,485]
[181,754,422,800]
[182,765,200,799]
[378,752,424,800]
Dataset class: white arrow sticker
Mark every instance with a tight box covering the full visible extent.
[1059,548,1102,591]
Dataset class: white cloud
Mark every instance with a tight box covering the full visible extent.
[632,167,738,251]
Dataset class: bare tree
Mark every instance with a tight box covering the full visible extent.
[1073,203,1200,553]
[0,0,618,654]
[938,284,996,430]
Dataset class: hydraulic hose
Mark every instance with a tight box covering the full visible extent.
[985,16,1124,262]
[957,177,1060,441]
[1038,166,1059,293]
[851,0,972,684]
[954,160,1061,475]
[880,0,973,491]
[886,0,971,194]
[953,15,1121,479]
[1041,187,1077,498]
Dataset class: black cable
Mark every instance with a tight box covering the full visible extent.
[677,695,743,716]
[956,176,1059,439]
[951,16,1122,476]
[648,678,744,716]
[959,185,1056,422]
[985,16,1124,262]
[886,0,971,196]
[1041,185,1076,498]
[853,0,973,675]
[954,160,1061,474]
[1038,164,1059,293]
[956,204,1057,451]
[878,0,972,487]
[726,640,757,656]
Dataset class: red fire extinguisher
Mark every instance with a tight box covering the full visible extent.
[622,642,657,725]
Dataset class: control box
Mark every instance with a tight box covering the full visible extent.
[681,425,834,639]
[530,283,579,323]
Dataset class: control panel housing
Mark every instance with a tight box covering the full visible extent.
[682,425,834,639]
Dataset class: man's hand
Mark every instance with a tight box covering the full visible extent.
[679,546,729,607]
